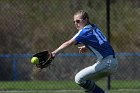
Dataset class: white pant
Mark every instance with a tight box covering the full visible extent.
[75,55,118,84]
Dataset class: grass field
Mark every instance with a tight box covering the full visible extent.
[0,90,140,93]
[0,80,140,93]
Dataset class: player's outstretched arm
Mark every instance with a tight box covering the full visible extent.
[52,38,77,57]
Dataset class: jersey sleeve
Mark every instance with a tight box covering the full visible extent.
[72,30,86,45]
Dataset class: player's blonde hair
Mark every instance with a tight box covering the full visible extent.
[74,10,89,20]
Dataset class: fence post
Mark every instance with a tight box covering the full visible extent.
[106,0,111,92]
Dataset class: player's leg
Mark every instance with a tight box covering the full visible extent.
[75,62,105,93]
[83,80,105,93]
[75,56,118,93]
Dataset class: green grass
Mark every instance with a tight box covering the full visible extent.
[0,90,139,93]
[0,81,80,90]
[111,80,140,89]
[0,80,140,93]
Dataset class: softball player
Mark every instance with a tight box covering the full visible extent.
[52,10,118,93]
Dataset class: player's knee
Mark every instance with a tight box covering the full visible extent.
[75,73,85,85]
[75,74,80,84]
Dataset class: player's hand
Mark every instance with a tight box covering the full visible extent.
[51,51,56,57]
[78,46,88,53]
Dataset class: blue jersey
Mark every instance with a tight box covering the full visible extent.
[72,24,115,60]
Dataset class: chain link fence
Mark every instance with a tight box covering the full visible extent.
[0,0,140,92]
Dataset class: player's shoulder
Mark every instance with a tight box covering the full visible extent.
[81,24,92,33]
[77,24,96,36]
[83,24,93,30]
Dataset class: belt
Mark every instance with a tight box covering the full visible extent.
[97,55,115,61]
[113,55,115,58]
[104,55,115,59]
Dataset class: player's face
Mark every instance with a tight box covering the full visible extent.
[74,14,87,30]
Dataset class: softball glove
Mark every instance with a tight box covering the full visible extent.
[32,51,54,69]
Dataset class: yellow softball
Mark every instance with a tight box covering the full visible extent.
[31,57,39,64]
